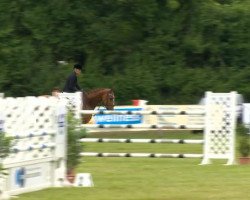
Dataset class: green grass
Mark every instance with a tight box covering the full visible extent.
[85,130,203,139]
[18,131,250,200]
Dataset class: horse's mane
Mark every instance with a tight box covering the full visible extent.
[86,88,112,95]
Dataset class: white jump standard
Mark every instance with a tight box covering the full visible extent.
[0,96,67,197]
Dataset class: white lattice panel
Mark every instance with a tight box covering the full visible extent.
[1,97,60,164]
[202,92,237,165]
[0,96,67,196]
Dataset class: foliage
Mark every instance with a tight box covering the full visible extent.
[0,132,12,159]
[237,124,250,157]
[0,1,250,104]
[67,111,87,170]
[239,137,250,157]
[0,131,12,175]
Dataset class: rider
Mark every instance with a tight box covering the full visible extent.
[63,63,83,93]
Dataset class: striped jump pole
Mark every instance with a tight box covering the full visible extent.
[13,130,55,139]
[12,143,55,153]
[80,110,205,115]
[80,124,204,129]
[80,152,203,158]
[80,138,204,144]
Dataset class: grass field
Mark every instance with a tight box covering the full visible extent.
[18,130,250,200]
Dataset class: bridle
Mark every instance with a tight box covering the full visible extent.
[103,90,115,109]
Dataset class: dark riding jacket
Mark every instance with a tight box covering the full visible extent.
[63,72,81,93]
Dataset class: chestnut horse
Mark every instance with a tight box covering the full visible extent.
[82,88,115,123]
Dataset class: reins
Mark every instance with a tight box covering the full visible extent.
[81,88,115,123]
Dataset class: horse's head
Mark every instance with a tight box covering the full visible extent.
[81,88,115,123]
[102,89,115,110]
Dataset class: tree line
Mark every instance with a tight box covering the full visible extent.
[0,0,249,105]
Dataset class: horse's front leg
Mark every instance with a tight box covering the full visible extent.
[82,114,92,124]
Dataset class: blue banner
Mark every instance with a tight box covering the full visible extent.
[94,107,143,125]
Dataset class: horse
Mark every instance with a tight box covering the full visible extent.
[48,87,115,124]
[81,88,115,124]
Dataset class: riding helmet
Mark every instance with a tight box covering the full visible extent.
[74,63,83,70]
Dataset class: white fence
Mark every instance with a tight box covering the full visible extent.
[62,91,237,165]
